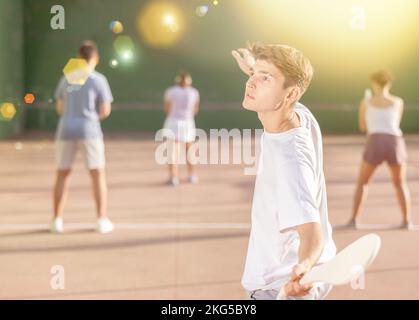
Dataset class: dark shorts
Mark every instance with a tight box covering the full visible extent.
[363,133,407,166]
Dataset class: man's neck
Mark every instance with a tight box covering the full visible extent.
[258,106,300,134]
[87,62,97,72]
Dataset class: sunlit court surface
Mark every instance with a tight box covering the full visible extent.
[1,0,419,303]
[0,132,418,300]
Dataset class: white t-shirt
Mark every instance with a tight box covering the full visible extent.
[241,103,336,292]
[164,85,200,121]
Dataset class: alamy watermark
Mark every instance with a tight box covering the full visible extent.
[350,265,366,290]
[50,265,65,290]
[154,126,263,176]
[50,5,65,30]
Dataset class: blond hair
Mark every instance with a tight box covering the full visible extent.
[248,42,314,94]
[370,70,393,87]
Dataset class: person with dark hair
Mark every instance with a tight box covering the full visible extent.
[347,70,412,230]
[162,71,200,186]
[51,40,114,233]
[78,40,98,61]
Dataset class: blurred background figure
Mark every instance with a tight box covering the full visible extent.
[348,70,412,230]
[163,71,200,186]
[52,41,115,234]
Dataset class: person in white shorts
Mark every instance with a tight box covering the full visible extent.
[163,72,200,186]
[232,43,337,300]
[51,40,114,234]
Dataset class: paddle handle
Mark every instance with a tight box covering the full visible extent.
[276,287,287,300]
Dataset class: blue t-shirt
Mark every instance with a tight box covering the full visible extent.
[54,70,113,140]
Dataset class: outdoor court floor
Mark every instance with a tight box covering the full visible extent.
[0,131,418,300]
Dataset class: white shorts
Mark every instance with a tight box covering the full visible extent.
[246,283,332,300]
[55,139,105,170]
[163,117,196,143]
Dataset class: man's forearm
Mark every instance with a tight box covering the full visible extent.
[56,100,64,116]
[297,222,324,269]
[98,103,111,120]
[164,102,171,115]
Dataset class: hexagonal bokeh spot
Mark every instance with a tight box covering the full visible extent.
[63,58,91,86]
[0,102,17,121]
[24,93,35,104]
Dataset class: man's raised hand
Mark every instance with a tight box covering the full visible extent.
[231,48,255,76]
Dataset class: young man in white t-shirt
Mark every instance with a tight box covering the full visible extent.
[232,43,336,300]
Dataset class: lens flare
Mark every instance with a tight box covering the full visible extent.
[109,59,119,68]
[63,58,90,86]
[0,102,17,121]
[163,14,175,26]
[137,1,184,48]
[113,35,136,63]
[24,93,35,104]
[196,5,209,17]
[109,20,124,34]
[235,0,419,79]
[121,50,133,60]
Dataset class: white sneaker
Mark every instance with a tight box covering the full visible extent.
[50,217,64,234]
[400,221,414,231]
[346,219,357,229]
[96,217,114,234]
[188,175,199,184]
[168,177,180,187]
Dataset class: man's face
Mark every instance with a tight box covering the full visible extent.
[242,59,289,112]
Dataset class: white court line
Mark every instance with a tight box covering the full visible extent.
[0,223,417,231]
[326,223,419,232]
[116,223,250,230]
[0,223,251,231]
[356,224,419,231]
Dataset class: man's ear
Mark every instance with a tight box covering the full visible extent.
[286,86,301,104]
